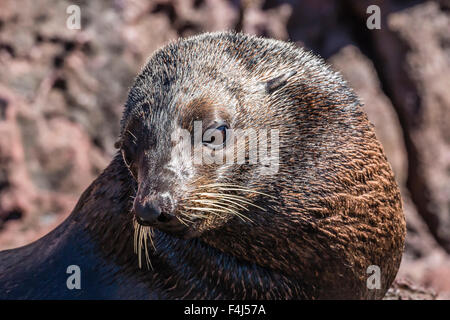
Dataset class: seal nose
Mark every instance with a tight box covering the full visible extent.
[134,201,161,225]
[134,199,175,226]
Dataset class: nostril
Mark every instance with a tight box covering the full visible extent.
[157,212,173,223]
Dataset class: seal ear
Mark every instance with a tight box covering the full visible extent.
[265,70,297,94]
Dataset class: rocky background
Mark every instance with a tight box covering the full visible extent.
[0,0,449,299]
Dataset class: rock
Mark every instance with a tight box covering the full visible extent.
[384,278,436,300]
[0,84,105,249]
[385,1,450,253]
[340,0,450,299]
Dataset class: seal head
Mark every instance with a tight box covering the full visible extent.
[115,32,406,299]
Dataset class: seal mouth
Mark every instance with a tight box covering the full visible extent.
[135,216,153,226]
[131,183,274,269]
[134,212,196,238]
[132,214,199,269]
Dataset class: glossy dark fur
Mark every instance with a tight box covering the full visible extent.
[0,32,405,299]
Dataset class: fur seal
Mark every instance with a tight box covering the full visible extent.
[0,32,405,299]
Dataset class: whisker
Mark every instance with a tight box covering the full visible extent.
[185,206,251,222]
[198,183,276,199]
[176,216,189,226]
[184,207,228,216]
[190,200,249,220]
[133,219,138,254]
[126,130,137,144]
[143,228,153,270]
[132,215,156,270]
[192,198,248,211]
[191,201,239,214]
[214,187,277,199]
[180,211,207,220]
[195,193,267,211]
[138,224,144,269]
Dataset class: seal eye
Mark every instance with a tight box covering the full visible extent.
[203,123,229,150]
[121,148,138,180]
[120,133,139,180]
